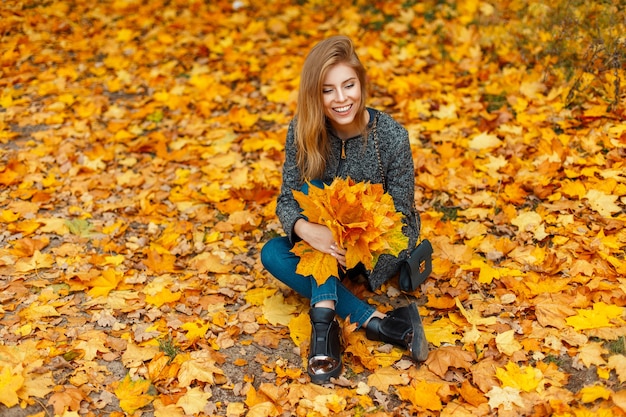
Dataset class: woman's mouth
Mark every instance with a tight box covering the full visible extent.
[333,104,352,114]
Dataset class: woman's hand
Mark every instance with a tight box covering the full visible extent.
[294,219,347,267]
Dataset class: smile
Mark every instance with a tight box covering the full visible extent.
[334,104,352,113]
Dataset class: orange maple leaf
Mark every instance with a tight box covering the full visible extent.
[291,178,408,284]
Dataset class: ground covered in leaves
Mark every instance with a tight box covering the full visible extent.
[1,0,626,416]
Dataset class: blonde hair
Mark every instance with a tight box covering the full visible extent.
[296,35,368,181]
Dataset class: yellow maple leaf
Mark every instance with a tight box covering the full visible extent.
[578,342,608,368]
[495,361,544,393]
[153,399,186,417]
[0,365,24,407]
[75,338,110,361]
[425,345,475,378]
[486,386,524,410]
[263,292,298,326]
[113,374,155,414]
[145,288,181,307]
[19,302,60,321]
[396,379,443,411]
[121,342,161,368]
[181,319,210,343]
[14,250,54,272]
[244,287,277,306]
[468,132,502,150]
[608,355,626,383]
[143,249,177,273]
[566,302,624,331]
[291,242,338,286]
[455,297,497,326]
[188,252,231,274]
[579,385,612,403]
[176,351,224,386]
[585,189,622,217]
[424,317,460,347]
[87,269,123,298]
[176,386,212,415]
[461,257,523,284]
[143,275,182,307]
[367,366,409,393]
[288,313,311,347]
[495,330,523,356]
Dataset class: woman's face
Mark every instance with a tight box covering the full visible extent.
[322,63,362,138]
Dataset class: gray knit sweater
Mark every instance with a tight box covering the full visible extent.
[276,108,420,290]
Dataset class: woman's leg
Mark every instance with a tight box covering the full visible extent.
[261,235,429,371]
[260,236,376,327]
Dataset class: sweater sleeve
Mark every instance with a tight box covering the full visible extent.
[275,120,305,243]
[368,113,420,290]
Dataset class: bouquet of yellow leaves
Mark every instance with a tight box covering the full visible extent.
[291,177,408,285]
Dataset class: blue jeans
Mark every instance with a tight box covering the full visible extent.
[260,180,375,328]
[261,237,375,327]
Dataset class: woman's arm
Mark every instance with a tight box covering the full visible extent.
[368,114,420,289]
[276,120,306,243]
[275,121,347,264]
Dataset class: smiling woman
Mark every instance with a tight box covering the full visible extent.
[321,63,364,139]
[260,35,429,385]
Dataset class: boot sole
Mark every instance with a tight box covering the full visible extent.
[408,303,429,361]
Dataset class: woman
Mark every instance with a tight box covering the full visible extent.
[260,35,428,384]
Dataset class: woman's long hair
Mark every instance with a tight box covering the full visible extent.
[296,35,368,181]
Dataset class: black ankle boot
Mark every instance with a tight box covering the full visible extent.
[365,303,428,361]
[308,307,342,384]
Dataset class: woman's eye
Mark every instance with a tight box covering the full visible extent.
[345,83,354,89]
[323,89,333,94]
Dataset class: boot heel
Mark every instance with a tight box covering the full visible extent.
[407,303,429,361]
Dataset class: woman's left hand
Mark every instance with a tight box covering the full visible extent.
[330,243,347,268]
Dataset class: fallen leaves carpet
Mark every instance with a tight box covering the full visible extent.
[1,0,625,416]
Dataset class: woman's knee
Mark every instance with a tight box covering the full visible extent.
[260,236,290,269]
